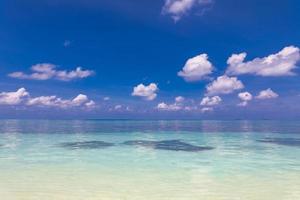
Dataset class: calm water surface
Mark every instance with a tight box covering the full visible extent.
[0,120,300,200]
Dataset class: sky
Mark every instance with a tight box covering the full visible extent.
[0,0,300,119]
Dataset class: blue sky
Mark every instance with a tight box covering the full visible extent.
[0,0,300,119]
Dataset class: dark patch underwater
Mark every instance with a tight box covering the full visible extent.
[122,140,214,152]
[57,141,114,150]
[257,138,300,147]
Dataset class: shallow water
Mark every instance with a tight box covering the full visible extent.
[0,120,300,200]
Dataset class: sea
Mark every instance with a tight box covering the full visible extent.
[0,120,300,200]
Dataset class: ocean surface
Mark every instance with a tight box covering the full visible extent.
[0,120,300,200]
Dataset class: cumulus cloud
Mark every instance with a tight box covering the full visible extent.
[256,88,279,100]
[175,96,185,103]
[238,92,253,101]
[72,94,89,105]
[72,94,95,107]
[200,96,222,106]
[85,100,96,108]
[157,102,182,111]
[162,0,213,21]
[226,46,300,76]
[0,88,95,109]
[157,95,189,111]
[157,96,187,111]
[238,92,253,106]
[26,96,59,107]
[27,94,95,108]
[206,75,244,95]
[0,88,29,105]
[178,53,214,82]
[8,63,94,81]
[132,83,158,101]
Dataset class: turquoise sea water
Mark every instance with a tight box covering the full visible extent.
[0,120,300,200]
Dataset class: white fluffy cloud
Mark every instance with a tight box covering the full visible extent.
[85,100,96,108]
[256,88,279,100]
[178,53,214,82]
[8,63,94,81]
[0,88,95,109]
[27,94,95,108]
[157,102,182,111]
[157,96,187,111]
[226,46,300,76]
[175,96,185,102]
[206,75,244,95]
[162,0,213,21]
[238,92,253,106]
[0,88,29,105]
[200,96,222,106]
[132,83,158,101]
[238,92,253,101]
[26,96,59,107]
